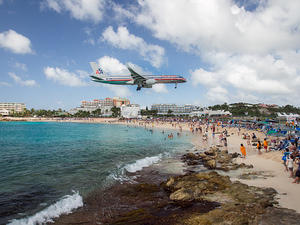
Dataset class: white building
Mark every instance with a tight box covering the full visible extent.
[121,104,140,118]
[151,104,196,114]
[69,106,113,116]
[190,110,232,117]
[0,109,10,116]
[277,113,300,122]
[0,103,26,114]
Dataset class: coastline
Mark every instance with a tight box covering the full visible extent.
[3,118,300,224]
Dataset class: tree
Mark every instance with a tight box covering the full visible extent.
[92,108,102,117]
[74,110,91,118]
[111,106,121,117]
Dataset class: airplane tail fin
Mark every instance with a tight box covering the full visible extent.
[89,62,106,76]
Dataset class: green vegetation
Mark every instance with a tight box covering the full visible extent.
[209,102,300,118]
[9,108,103,118]
[140,108,158,116]
[111,106,121,117]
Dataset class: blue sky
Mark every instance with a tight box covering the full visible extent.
[1,0,300,109]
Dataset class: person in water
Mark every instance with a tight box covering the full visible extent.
[240,144,246,158]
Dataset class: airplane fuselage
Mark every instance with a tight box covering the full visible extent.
[89,62,186,90]
[91,75,186,85]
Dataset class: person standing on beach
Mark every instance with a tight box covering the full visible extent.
[293,158,300,184]
[240,144,246,158]
[257,141,262,154]
[263,138,268,152]
[287,155,294,178]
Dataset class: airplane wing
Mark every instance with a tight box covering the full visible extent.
[127,66,146,84]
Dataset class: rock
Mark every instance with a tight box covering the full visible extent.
[253,207,300,225]
[231,152,240,158]
[164,171,231,203]
[220,149,228,154]
[166,171,280,225]
[182,152,200,160]
[205,159,216,169]
[166,177,175,187]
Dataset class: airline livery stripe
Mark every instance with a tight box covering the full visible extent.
[107,79,132,81]
[155,78,185,80]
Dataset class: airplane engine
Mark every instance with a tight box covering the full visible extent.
[142,84,152,88]
[145,79,156,85]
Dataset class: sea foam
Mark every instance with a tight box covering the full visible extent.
[8,191,83,225]
[124,154,162,173]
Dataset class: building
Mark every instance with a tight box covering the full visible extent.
[113,97,130,107]
[190,110,232,117]
[69,97,130,115]
[121,104,140,118]
[80,97,129,109]
[0,109,10,116]
[0,103,26,114]
[257,103,280,109]
[151,104,196,115]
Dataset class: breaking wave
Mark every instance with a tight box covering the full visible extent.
[8,191,83,225]
[124,154,162,173]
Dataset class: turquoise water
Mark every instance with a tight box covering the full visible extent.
[0,122,192,224]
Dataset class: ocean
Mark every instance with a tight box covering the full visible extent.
[0,122,192,225]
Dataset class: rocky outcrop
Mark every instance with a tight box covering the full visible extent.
[182,147,253,171]
[163,171,278,225]
[164,171,231,202]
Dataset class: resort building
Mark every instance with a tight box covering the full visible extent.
[121,104,140,118]
[113,97,130,107]
[190,110,232,117]
[151,104,197,115]
[80,97,130,108]
[69,97,131,115]
[0,109,10,116]
[0,102,26,114]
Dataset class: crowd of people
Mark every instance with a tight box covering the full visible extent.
[123,117,300,184]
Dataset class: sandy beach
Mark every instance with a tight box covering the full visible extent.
[114,119,300,213]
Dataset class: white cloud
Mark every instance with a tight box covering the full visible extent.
[44,67,87,86]
[133,0,300,55]
[152,83,168,93]
[105,85,131,97]
[206,86,228,103]
[84,38,95,45]
[43,0,106,23]
[9,72,38,87]
[0,81,10,87]
[97,56,129,75]
[0,30,33,54]
[15,62,27,71]
[191,51,300,105]
[113,0,300,105]
[102,26,165,68]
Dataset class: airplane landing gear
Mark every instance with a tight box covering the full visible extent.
[136,86,142,91]
[175,83,177,89]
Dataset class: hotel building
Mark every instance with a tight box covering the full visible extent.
[151,104,196,114]
[69,97,130,115]
[0,103,26,114]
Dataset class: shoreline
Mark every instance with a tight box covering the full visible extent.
[50,122,300,224]
[3,118,300,223]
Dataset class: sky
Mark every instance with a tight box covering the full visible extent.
[0,0,300,110]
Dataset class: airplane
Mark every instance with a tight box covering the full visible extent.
[89,62,186,91]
